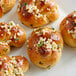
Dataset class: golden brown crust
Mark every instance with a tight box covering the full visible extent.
[0,21,26,55]
[0,0,16,18]
[1,0,16,13]
[15,56,29,72]
[60,11,76,47]
[0,56,29,76]
[0,0,3,18]
[0,43,10,56]
[17,0,59,28]
[8,25,27,47]
[0,71,5,76]
[27,27,63,68]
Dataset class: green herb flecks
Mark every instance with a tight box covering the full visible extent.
[3,49,8,52]
[47,65,51,69]
[29,47,31,50]
[73,23,76,26]
[2,24,4,26]
[15,38,19,41]
[2,3,5,7]
[51,27,55,30]
[44,0,46,2]
[39,61,43,65]
[73,11,76,13]
[10,23,13,25]
[30,24,33,27]
[36,13,39,16]
[34,27,43,32]
[38,41,44,47]
[66,18,69,20]
[34,1,36,5]
[24,2,27,5]
[20,4,23,9]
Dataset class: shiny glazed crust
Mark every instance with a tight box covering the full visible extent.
[0,21,26,55]
[0,0,16,17]
[27,27,63,69]
[60,11,76,47]
[0,56,29,76]
[17,0,59,28]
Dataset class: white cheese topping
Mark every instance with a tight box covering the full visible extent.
[52,42,58,51]
[26,4,38,13]
[34,28,56,36]
[47,8,50,11]
[0,21,21,47]
[0,61,2,65]
[35,13,43,18]
[9,21,16,26]
[36,37,61,52]
[0,42,8,45]
[0,56,24,76]
[66,20,69,24]
[73,13,76,17]
[68,27,76,39]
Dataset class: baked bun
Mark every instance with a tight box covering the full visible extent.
[0,0,16,17]
[0,21,26,55]
[0,42,10,55]
[0,56,29,76]
[27,27,63,69]
[60,11,76,47]
[17,0,59,28]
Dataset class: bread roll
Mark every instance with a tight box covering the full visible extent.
[60,11,76,47]
[0,0,16,17]
[0,21,26,55]
[27,27,63,69]
[17,0,59,28]
[0,56,29,76]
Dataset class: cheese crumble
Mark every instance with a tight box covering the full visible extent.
[0,56,24,76]
[36,37,61,52]
[68,27,76,39]
[18,1,47,19]
[33,28,61,52]
[0,21,21,44]
[34,28,56,36]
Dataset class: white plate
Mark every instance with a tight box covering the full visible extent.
[0,0,76,76]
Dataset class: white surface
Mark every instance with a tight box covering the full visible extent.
[0,0,76,76]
